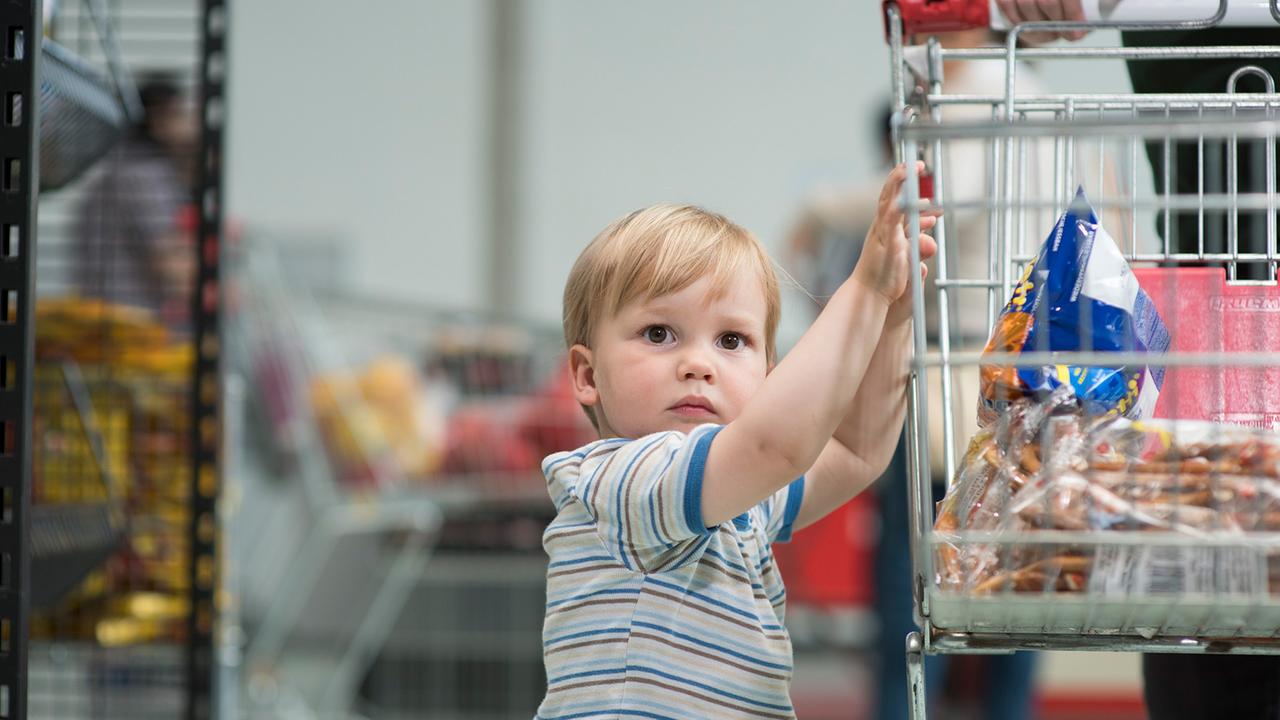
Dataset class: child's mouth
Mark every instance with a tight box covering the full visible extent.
[670,404,715,418]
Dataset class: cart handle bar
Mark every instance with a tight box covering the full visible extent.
[881,0,1280,40]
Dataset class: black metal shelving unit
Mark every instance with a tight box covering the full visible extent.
[186,1,225,717]
[0,0,229,718]
[0,3,41,720]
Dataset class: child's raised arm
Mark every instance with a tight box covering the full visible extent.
[698,164,937,527]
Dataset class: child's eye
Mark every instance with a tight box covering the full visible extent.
[718,332,745,350]
[643,325,672,344]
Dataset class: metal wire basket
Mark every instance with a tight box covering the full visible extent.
[38,0,141,191]
[883,1,1280,717]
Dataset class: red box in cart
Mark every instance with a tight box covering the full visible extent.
[1135,267,1280,428]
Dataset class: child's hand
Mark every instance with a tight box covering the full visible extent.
[851,162,939,310]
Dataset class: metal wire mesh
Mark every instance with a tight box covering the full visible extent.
[891,27,1280,648]
[28,0,205,716]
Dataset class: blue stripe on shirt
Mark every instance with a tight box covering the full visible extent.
[663,533,712,571]
[612,433,670,570]
[544,626,630,648]
[646,449,679,548]
[538,710,681,720]
[545,587,640,609]
[644,577,758,621]
[630,620,792,670]
[682,425,722,534]
[627,664,795,712]
[775,476,806,543]
[703,547,749,575]
[546,666,627,686]
[547,555,615,569]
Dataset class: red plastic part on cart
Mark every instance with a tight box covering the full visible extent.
[917,169,934,202]
[1135,267,1280,428]
[771,493,876,607]
[883,0,990,38]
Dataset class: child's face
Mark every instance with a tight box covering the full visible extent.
[570,273,770,439]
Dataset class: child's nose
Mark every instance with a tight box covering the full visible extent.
[678,351,714,382]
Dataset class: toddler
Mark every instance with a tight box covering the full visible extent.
[537,165,938,719]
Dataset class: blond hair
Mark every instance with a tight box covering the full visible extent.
[563,204,781,426]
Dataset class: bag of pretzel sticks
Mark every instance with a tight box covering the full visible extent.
[935,399,1280,596]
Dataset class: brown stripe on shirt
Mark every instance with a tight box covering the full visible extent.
[547,563,621,579]
[546,596,638,617]
[627,676,794,720]
[619,438,671,573]
[696,555,751,585]
[587,451,622,508]
[630,631,790,681]
[544,526,596,545]
[544,676,626,695]
[640,587,789,642]
[544,636,629,656]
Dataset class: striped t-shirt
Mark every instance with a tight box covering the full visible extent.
[536,423,807,719]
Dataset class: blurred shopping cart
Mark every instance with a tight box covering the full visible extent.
[884,1,1280,717]
[233,233,590,718]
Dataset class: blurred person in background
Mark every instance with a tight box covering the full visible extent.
[74,71,199,333]
[991,3,1280,717]
[787,25,1052,720]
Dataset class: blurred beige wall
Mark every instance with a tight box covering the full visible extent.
[226,1,1134,344]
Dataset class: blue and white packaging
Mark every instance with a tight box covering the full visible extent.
[978,188,1171,424]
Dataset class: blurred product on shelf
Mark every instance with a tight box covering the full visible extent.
[308,343,595,489]
[442,402,539,477]
[33,296,191,370]
[440,356,594,479]
[29,296,195,648]
[310,354,445,487]
[432,323,537,396]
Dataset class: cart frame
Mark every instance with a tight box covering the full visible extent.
[885,2,1280,717]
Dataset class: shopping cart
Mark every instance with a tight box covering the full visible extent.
[884,1,1280,717]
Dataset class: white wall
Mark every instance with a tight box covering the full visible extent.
[226,0,491,310]
[226,1,1135,343]
[516,0,891,340]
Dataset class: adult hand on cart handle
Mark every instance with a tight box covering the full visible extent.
[852,162,939,319]
[995,0,1088,43]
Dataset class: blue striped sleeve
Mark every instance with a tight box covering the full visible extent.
[551,424,722,572]
[767,476,806,544]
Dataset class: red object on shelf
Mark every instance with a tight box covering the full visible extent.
[883,0,990,38]
[517,360,597,457]
[1134,267,1280,428]
[772,493,876,607]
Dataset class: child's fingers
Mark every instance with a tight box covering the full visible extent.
[914,214,940,232]
[918,233,938,260]
[878,161,928,220]
[878,164,908,208]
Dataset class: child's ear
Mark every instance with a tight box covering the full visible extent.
[568,344,599,407]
